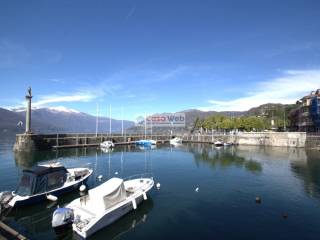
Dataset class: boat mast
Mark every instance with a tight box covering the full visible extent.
[109,104,112,137]
[95,103,99,137]
[144,112,147,139]
[121,107,124,137]
[150,114,153,139]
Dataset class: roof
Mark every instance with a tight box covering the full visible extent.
[23,165,66,176]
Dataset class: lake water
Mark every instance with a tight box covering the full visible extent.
[1,137,320,240]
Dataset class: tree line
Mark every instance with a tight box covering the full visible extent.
[193,115,288,132]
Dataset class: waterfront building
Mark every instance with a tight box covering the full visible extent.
[289,89,320,132]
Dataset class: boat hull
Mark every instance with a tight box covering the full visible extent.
[13,180,87,207]
[12,170,92,208]
[77,195,144,238]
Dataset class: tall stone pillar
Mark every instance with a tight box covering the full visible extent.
[25,87,32,134]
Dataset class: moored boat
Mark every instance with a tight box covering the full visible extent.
[135,140,157,146]
[170,137,183,145]
[214,140,224,147]
[52,175,154,238]
[100,140,115,149]
[0,163,92,210]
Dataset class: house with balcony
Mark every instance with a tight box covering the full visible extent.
[289,89,320,132]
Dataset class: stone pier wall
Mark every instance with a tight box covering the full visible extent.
[13,132,320,152]
[181,132,307,148]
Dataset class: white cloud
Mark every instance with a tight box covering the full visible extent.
[198,69,320,112]
[32,92,96,107]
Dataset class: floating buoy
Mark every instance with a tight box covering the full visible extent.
[255,196,262,204]
[79,184,86,192]
[282,212,288,219]
[97,175,103,181]
[156,182,161,189]
[131,198,137,210]
[46,194,58,202]
[142,192,147,200]
[115,171,118,175]
[195,187,199,192]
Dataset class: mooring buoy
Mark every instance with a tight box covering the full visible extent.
[255,196,262,204]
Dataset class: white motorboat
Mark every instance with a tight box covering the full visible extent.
[170,137,183,145]
[100,141,115,149]
[223,142,233,146]
[214,140,224,147]
[52,175,154,238]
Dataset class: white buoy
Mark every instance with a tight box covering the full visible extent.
[46,194,58,202]
[115,171,118,175]
[97,175,103,181]
[142,192,147,200]
[156,182,161,189]
[195,187,199,192]
[131,198,137,210]
[79,184,86,192]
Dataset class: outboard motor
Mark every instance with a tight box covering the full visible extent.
[52,208,74,235]
[0,191,13,217]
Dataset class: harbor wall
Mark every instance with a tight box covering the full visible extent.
[182,132,307,148]
[13,132,320,151]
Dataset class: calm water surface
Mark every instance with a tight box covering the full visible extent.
[1,137,320,240]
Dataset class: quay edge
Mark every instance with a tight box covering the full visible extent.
[13,132,320,152]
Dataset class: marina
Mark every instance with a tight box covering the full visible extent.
[1,1,320,239]
[2,137,320,239]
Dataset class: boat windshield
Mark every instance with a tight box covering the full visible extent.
[15,173,34,196]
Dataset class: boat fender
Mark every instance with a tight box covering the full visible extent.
[79,184,86,192]
[142,192,147,200]
[47,194,58,202]
[131,198,137,210]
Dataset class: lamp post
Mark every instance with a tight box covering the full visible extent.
[25,87,32,134]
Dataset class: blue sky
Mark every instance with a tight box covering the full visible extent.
[1,0,320,120]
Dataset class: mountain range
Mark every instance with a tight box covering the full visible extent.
[0,107,134,136]
[0,103,297,136]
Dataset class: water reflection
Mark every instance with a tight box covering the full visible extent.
[188,143,263,173]
[13,145,142,169]
[291,149,320,199]
[91,198,153,240]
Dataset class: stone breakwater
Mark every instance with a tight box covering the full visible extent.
[185,132,307,148]
[13,132,320,152]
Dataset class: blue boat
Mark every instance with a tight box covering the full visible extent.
[0,163,92,209]
[135,140,157,146]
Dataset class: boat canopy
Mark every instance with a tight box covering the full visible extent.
[89,178,126,210]
[15,165,67,196]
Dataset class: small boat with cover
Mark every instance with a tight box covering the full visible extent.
[0,163,92,212]
[52,175,154,238]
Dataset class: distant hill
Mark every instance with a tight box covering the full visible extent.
[0,103,299,137]
[0,107,135,136]
[128,103,298,134]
